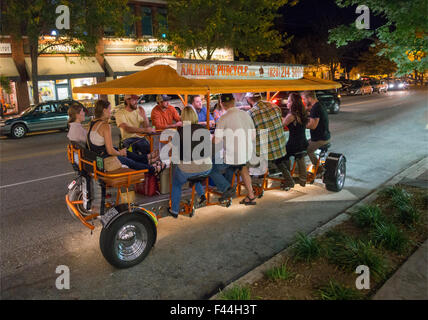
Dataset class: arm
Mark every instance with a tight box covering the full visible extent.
[306,117,319,130]
[137,107,150,128]
[118,122,153,134]
[282,113,295,127]
[101,124,126,156]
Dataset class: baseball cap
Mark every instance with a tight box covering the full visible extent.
[245,92,262,99]
[220,93,235,103]
[124,94,139,100]
[156,94,172,102]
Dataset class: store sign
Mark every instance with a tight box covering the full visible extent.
[38,43,80,53]
[0,43,12,54]
[136,44,170,53]
[104,39,171,54]
[177,61,304,80]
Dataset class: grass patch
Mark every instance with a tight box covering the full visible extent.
[292,232,322,262]
[325,237,388,281]
[351,205,386,228]
[370,222,410,254]
[318,280,363,300]
[265,261,296,281]
[218,286,251,300]
[380,186,421,226]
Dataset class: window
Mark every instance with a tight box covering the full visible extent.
[141,7,153,36]
[124,5,136,37]
[158,8,168,36]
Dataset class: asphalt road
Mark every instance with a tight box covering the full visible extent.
[1,88,427,299]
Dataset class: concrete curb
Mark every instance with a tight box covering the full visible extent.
[209,156,428,300]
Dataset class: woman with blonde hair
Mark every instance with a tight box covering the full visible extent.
[168,106,212,218]
[67,103,87,144]
[87,100,165,174]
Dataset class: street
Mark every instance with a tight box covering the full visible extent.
[1,88,427,299]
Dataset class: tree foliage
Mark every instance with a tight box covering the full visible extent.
[1,0,129,104]
[164,0,294,61]
[328,0,428,76]
[356,44,397,76]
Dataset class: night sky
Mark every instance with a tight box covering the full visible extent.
[276,0,386,71]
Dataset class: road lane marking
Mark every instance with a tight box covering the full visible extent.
[0,172,74,189]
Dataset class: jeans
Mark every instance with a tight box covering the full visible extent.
[307,139,330,165]
[117,151,153,173]
[209,163,240,193]
[171,166,211,214]
[123,137,151,156]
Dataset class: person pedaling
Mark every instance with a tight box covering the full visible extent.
[65,59,346,269]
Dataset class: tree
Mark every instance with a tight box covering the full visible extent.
[164,0,294,61]
[1,0,130,104]
[328,0,428,77]
[356,44,397,76]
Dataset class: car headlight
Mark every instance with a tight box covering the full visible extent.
[398,83,404,88]
[389,84,394,88]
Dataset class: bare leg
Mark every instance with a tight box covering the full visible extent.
[240,166,255,199]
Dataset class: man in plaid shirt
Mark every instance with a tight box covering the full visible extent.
[247,93,295,188]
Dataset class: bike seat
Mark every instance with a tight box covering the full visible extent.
[187,174,209,186]
[319,143,331,153]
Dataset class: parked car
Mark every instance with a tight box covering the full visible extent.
[0,100,88,139]
[344,80,373,95]
[272,90,341,115]
[387,79,409,91]
[369,79,388,93]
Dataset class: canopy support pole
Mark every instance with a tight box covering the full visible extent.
[270,91,280,101]
[206,92,210,130]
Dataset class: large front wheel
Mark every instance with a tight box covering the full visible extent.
[99,213,155,268]
[323,153,346,192]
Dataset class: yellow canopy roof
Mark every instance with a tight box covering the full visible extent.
[73,65,340,95]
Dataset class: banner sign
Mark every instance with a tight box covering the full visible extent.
[177,61,304,80]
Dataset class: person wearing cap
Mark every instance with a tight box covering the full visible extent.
[151,94,182,131]
[115,94,155,156]
[246,92,295,189]
[209,93,257,205]
[188,95,215,128]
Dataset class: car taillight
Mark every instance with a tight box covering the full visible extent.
[272,99,278,104]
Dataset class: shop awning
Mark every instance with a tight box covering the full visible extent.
[73,64,341,95]
[25,56,105,80]
[105,55,175,77]
[0,57,19,80]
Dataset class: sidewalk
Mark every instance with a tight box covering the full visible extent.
[210,158,428,300]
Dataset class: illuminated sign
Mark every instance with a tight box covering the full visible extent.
[177,61,304,80]
[0,43,12,54]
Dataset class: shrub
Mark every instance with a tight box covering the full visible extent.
[292,232,322,262]
[352,205,386,228]
[318,280,363,300]
[370,222,409,253]
[326,237,388,281]
[218,286,251,300]
[265,262,296,281]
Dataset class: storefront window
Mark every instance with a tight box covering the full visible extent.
[0,81,17,114]
[71,77,98,102]
[141,7,153,36]
[38,80,56,102]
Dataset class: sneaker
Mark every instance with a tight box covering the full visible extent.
[219,187,236,202]
[167,208,178,219]
[198,195,207,207]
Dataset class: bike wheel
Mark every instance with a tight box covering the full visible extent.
[323,153,346,192]
[99,212,156,268]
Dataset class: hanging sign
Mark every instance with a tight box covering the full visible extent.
[0,43,12,54]
[177,61,304,80]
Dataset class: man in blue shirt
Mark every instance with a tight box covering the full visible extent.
[189,95,215,128]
